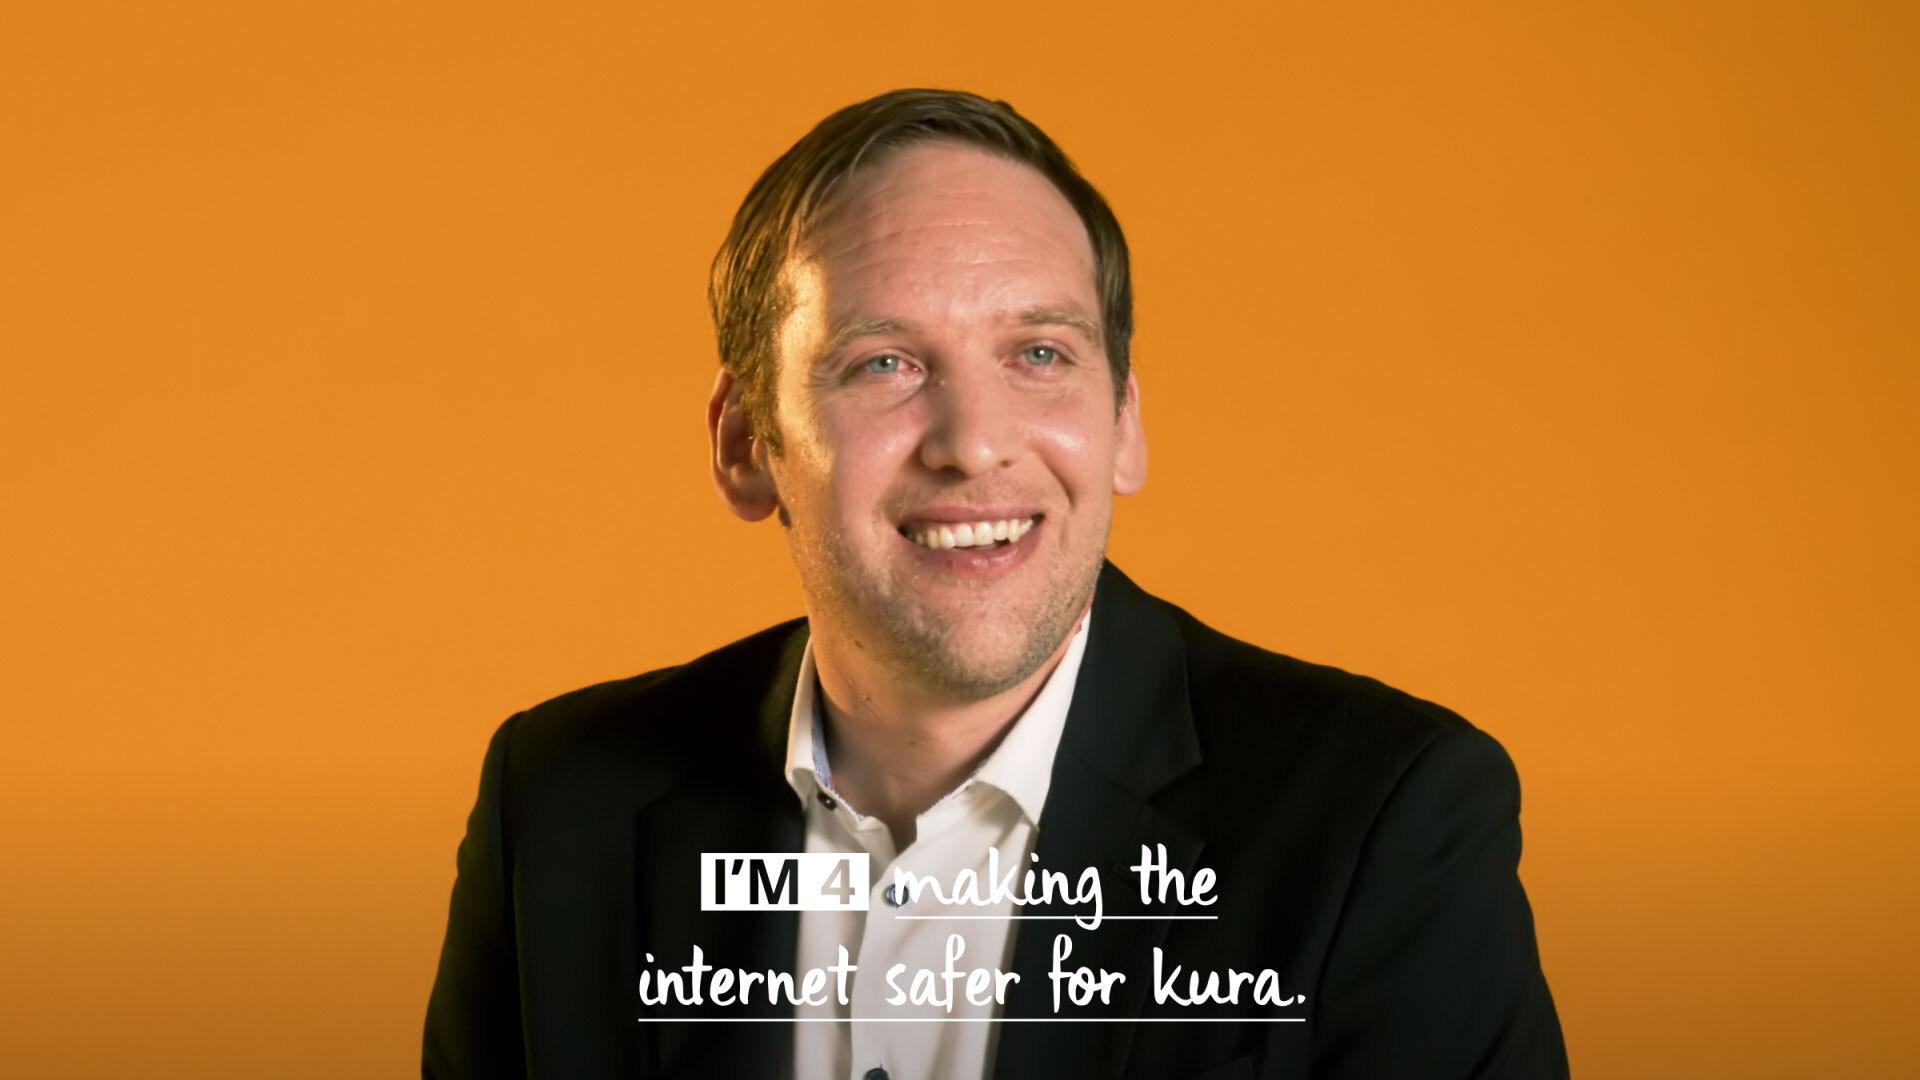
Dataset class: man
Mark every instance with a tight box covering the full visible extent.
[425,89,1568,1079]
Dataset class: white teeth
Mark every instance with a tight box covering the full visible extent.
[908,516,1037,550]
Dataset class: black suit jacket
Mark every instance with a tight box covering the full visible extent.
[424,563,1568,1078]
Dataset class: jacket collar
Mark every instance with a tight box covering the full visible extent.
[1057,560,1202,796]
[995,561,1208,1075]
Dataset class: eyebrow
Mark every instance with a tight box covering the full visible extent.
[817,317,909,365]
[1018,306,1103,347]
[814,306,1104,367]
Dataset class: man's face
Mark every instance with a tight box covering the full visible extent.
[756,141,1144,700]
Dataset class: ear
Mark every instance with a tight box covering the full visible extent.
[1112,370,1147,495]
[707,369,780,521]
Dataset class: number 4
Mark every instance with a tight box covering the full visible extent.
[821,858,856,904]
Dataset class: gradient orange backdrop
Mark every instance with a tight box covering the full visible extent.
[4,2,1915,1076]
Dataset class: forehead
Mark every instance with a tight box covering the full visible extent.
[792,141,1098,305]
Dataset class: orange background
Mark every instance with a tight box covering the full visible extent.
[3,2,1915,1076]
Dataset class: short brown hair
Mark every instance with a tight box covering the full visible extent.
[708,88,1134,449]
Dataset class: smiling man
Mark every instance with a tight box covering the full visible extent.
[712,136,1142,852]
[424,90,1568,1080]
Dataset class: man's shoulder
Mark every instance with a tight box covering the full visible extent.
[485,617,805,796]
[1176,604,1473,731]
[1111,584,1525,867]
[515,616,803,724]
[1151,591,1494,786]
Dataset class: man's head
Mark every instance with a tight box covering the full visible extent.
[709,89,1135,448]
[707,89,1145,702]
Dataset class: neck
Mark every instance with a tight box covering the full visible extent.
[808,618,1082,851]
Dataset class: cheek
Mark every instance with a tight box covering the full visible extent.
[1029,401,1118,492]
[812,410,923,518]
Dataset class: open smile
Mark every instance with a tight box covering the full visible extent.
[892,512,1046,577]
[896,514,1040,550]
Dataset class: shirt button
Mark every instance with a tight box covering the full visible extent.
[883,884,904,907]
[816,790,836,810]
[864,1069,889,1080]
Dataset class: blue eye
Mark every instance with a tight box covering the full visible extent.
[863,354,902,374]
[1023,345,1059,365]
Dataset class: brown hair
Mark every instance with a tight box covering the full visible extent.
[708,88,1133,449]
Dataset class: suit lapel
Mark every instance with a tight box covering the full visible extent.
[633,622,809,1076]
[997,562,1206,1078]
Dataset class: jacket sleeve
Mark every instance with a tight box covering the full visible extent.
[1310,726,1569,1078]
[423,715,528,1079]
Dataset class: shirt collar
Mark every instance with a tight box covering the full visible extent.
[782,604,1094,826]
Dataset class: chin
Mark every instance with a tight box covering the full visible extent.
[877,613,1071,701]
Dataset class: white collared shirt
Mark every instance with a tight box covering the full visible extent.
[783,607,1093,1080]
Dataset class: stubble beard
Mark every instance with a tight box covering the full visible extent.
[789,514,1106,702]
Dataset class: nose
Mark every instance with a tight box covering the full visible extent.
[917,363,1018,477]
